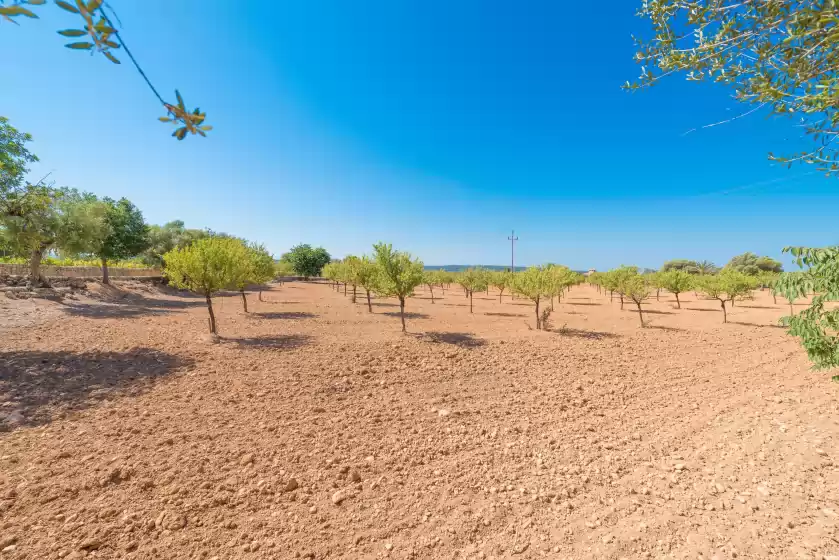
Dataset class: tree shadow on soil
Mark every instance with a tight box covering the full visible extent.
[729,321,784,329]
[442,303,467,307]
[255,311,316,320]
[62,287,204,319]
[566,302,601,306]
[0,348,192,429]
[485,312,526,317]
[645,325,686,332]
[225,334,313,349]
[738,305,778,309]
[511,302,534,307]
[421,331,487,348]
[371,302,400,308]
[383,311,429,320]
[555,328,620,340]
[635,309,674,315]
[684,308,720,313]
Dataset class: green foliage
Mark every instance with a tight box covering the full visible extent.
[725,252,783,275]
[372,242,424,332]
[490,270,513,301]
[284,244,331,279]
[658,269,694,308]
[82,197,149,282]
[0,3,208,140]
[0,116,38,193]
[163,236,250,334]
[628,0,839,174]
[511,266,551,330]
[459,267,490,313]
[780,247,839,371]
[0,255,147,268]
[695,269,758,323]
[617,270,653,327]
[273,259,296,278]
[141,220,207,268]
[662,259,699,274]
[695,260,719,275]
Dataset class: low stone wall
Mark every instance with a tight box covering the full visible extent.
[0,263,160,278]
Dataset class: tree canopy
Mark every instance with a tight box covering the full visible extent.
[661,259,699,274]
[725,252,783,275]
[372,242,424,332]
[283,244,331,279]
[628,0,839,175]
[88,197,149,283]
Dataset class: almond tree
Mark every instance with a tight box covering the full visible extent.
[164,236,250,335]
[372,243,424,332]
[423,271,440,304]
[658,269,693,309]
[459,267,489,313]
[356,256,378,312]
[491,270,512,302]
[321,262,340,291]
[231,241,274,312]
[695,270,757,324]
[616,271,652,327]
[511,266,551,330]
[344,256,363,303]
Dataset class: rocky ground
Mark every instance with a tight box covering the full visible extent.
[0,281,837,559]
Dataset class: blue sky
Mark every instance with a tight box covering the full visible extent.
[1,0,835,270]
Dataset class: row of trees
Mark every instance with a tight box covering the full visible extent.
[660,253,783,276]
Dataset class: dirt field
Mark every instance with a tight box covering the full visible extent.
[1,280,837,560]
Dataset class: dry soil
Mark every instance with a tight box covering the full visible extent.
[0,281,837,560]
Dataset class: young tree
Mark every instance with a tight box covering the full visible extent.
[231,242,274,311]
[321,262,340,291]
[619,271,653,327]
[780,246,839,372]
[609,266,639,310]
[695,270,757,323]
[459,267,489,313]
[163,236,249,335]
[491,270,513,302]
[658,269,693,309]
[423,270,440,304]
[772,270,812,317]
[284,244,331,279]
[344,256,364,303]
[356,256,378,312]
[87,197,149,284]
[511,266,551,330]
[628,1,839,175]
[372,243,424,332]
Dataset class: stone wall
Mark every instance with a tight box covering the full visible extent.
[0,264,161,279]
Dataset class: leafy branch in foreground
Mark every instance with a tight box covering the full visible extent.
[780,246,839,372]
[0,0,210,140]
[628,1,839,175]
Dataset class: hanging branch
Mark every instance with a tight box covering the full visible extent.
[0,0,211,140]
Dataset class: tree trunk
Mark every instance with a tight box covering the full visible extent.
[619,294,624,310]
[675,292,681,309]
[29,248,46,287]
[720,300,727,323]
[551,295,554,311]
[469,291,473,313]
[635,301,645,327]
[535,297,541,330]
[656,288,660,301]
[772,293,777,304]
[101,257,110,285]
[352,285,357,303]
[399,297,406,332]
[206,294,217,334]
[366,289,372,313]
[498,289,504,303]
[343,283,347,296]
[240,289,248,313]
[429,285,435,304]
[789,301,794,315]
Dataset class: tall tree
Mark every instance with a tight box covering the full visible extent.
[0,116,38,193]
[661,260,699,274]
[372,243,424,332]
[628,1,839,174]
[284,244,331,279]
[142,221,207,267]
[725,252,783,275]
[88,197,149,284]
[163,237,250,335]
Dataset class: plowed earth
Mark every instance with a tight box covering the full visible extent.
[1,281,837,560]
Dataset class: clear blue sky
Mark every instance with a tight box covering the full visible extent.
[1,1,835,270]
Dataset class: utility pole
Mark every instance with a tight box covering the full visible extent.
[507,230,518,272]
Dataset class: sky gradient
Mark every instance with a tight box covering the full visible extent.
[1,0,835,270]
